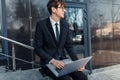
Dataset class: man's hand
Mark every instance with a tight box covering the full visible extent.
[78,66,85,71]
[50,59,64,69]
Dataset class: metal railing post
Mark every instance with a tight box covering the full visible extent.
[12,43,16,71]
[0,35,41,71]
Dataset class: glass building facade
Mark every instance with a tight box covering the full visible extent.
[89,0,120,68]
[0,0,91,70]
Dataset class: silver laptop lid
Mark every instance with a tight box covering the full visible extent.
[46,56,92,77]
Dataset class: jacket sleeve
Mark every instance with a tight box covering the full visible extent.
[34,21,52,63]
[65,24,78,61]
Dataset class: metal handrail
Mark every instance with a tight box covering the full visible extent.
[0,35,41,71]
[0,53,40,67]
[0,36,34,50]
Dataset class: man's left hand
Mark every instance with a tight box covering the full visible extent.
[77,66,85,71]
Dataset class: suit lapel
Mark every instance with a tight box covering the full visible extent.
[46,18,57,44]
[58,20,66,46]
[46,18,67,46]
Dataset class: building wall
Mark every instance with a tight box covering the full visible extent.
[0,0,92,70]
[88,0,120,68]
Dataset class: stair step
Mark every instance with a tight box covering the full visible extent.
[0,66,6,73]
[0,68,46,80]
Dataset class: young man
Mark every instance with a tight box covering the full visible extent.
[34,0,88,80]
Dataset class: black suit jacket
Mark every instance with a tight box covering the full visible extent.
[34,18,78,67]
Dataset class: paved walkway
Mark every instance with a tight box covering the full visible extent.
[88,64,120,80]
[1,64,120,80]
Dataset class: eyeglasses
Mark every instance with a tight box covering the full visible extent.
[57,7,65,10]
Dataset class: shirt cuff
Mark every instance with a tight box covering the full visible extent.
[49,58,55,64]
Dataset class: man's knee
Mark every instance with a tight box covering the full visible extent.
[69,71,88,80]
[78,71,88,80]
[58,75,72,80]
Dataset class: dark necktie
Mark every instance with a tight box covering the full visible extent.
[55,23,59,42]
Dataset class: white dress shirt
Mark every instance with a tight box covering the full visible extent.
[49,17,61,63]
[49,17,60,39]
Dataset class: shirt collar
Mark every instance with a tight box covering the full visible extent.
[49,17,60,25]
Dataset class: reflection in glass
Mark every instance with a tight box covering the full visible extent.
[32,0,49,19]
[5,0,50,70]
[65,8,83,28]
[6,0,33,70]
[65,8,84,44]
[90,0,120,69]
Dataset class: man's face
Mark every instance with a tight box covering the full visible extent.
[52,4,65,19]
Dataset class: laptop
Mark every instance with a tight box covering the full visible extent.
[46,56,92,77]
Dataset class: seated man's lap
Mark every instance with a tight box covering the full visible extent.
[42,67,88,80]
[69,71,88,80]
[42,67,71,80]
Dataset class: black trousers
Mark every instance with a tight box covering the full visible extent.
[42,67,88,80]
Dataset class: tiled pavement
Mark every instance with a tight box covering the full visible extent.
[88,64,120,80]
[1,64,120,80]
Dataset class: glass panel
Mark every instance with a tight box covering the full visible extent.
[5,0,50,70]
[6,0,33,70]
[31,0,49,19]
[31,0,49,63]
[89,0,120,69]
[65,8,84,45]
[65,7,84,58]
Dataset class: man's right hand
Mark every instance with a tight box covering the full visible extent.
[50,59,64,69]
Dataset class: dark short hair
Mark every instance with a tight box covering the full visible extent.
[47,0,65,15]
